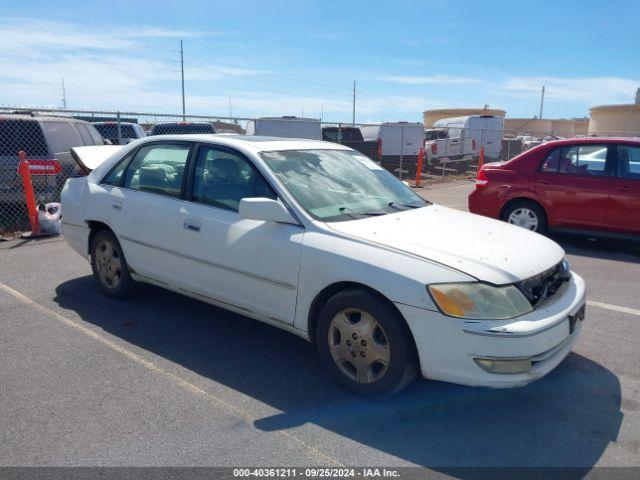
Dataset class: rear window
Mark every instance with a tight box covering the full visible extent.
[322,127,363,142]
[78,124,105,145]
[425,130,448,141]
[150,123,216,135]
[40,121,82,155]
[94,124,138,139]
[0,119,49,157]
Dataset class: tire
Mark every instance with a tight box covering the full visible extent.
[90,229,137,298]
[316,288,417,397]
[502,200,547,234]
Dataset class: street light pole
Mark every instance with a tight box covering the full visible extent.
[180,40,185,120]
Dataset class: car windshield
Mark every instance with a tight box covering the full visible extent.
[260,149,428,221]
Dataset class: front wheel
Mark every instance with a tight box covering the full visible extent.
[316,289,417,397]
[502,200,547,234]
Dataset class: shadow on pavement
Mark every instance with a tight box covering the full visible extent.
[550,232,640,264]
[55,276,623,476]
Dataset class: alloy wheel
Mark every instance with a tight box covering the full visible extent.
[327,308,391,384]
[508,207,539,231]
[95,239,123,289]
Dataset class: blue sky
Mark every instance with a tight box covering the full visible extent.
[0,0,638,122]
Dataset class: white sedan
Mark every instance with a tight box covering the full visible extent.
[61,135,586,396]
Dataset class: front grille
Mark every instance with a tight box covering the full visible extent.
[517,260,571,308]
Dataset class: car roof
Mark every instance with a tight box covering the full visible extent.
[0,114,85,123]
[92,121,138,125]
[134,133,350,152]
[152,121,213,125]
[541,137,640,147]
[136,134,351,152]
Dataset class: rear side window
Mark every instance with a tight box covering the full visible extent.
[541,148,561,172]
[41,121,82,155]
[94,124,138,139]
[0,119,48,156]
[102,152,134,186]
[123,143,191,197]
[541,145,608,176]
[616,145,640,180]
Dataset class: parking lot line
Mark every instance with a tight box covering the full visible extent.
[0,279,342,467]
[587,300,640,317]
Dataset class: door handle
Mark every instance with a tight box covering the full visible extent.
[111,203,122,211]
[183,220,201,232]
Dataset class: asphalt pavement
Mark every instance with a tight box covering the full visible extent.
[0,181,639,475]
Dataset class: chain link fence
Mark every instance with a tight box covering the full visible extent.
[1,105,639,237]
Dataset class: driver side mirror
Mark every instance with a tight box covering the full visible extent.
[239,197,298,225]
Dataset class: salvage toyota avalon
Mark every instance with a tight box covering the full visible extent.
[61,135,586,396]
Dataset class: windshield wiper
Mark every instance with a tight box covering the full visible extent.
[388,202,423,210]
[338,207,387,218]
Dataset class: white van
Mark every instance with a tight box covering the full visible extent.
[245,116,321,140]
[360,122,424,177]
[433,115,504,159]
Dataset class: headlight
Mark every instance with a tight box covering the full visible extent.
[428,282,533,320]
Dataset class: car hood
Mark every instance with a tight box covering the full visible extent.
[326,204,565,285]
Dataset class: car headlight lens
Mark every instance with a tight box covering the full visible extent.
[428,282,533,320]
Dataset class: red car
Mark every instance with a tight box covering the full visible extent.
[469,137,640,237]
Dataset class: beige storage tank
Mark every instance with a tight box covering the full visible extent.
[423,108,505,127]
[589,104,640,136]
[504,118,553,136]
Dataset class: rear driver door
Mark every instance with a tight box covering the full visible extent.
[533,144,612,229]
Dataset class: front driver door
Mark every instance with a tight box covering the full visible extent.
[178,144,303,324]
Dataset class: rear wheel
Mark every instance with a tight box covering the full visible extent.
[91,229,137,298]
[502,200,547,234]
[316,289,417,397]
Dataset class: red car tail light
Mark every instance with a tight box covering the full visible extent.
[476,167,489,188]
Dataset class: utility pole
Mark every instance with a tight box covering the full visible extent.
[61,78,67,109]
[539,85,545,119]
[180,40,185,120]
[352,80,356,125]
[228,96,233,119]
[321,104,324,121]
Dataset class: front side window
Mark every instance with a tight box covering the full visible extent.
[123,143,190,197]
[261,149,427,221]
[192,146,276,211]
[616,145,640,180]
[541,145,608,176]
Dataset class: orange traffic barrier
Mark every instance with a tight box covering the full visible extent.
[17,150,41,236]
[414,147,424,187]
[477,146,485,174]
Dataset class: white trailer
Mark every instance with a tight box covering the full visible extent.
[245,116,321,140]
[433,115,504,159]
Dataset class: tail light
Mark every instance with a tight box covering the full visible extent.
[377,138,382,159]
[476,166,489,188]
[430,143,437,155]
[472,139,477,150]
